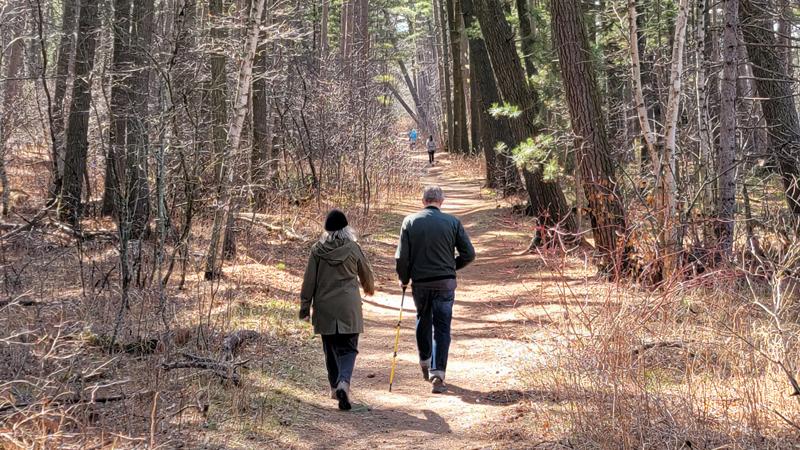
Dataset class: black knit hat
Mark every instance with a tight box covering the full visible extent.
[324,209,348,232]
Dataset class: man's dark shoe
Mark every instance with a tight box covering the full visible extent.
[431,377,446,394]
[336,381,352,411]
[420,365,429,381]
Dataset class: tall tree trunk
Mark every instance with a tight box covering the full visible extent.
[550,0,627,273]
[205,0,267,278]
[0,9,24,217]
[124,0,154,241]
[694,0,714,216]
[354,0,369,58]
[50,0,78,198]
[320,0,329,57]
[516,0,537,77]
[469,67,481,157]
[717,0,738,254]
[462,0,519,192]
[251,3,272,209]
[59,0,101,227]
[103,0,133,217]
[473,0,575,233]
[628,0,657,165]
[446,0,468,153]
[740,0,800,217]
[437,0,453,150]
[208,0,228,181]
[659,0,690,277]
[204,0,230,277]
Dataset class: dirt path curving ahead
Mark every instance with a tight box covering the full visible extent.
[294,152,550,449]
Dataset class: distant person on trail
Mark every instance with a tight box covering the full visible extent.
[300,209,375,411]
[426,135,436,165]
[395,186,476,394]
[409,128,418,148]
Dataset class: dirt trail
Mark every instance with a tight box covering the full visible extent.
[296,152,548,449]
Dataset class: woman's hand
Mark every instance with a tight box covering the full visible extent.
[298,306,310,322]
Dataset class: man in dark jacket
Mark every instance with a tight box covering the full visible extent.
[395,186,475,393]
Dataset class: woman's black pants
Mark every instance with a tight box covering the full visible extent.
[321,333,359,388]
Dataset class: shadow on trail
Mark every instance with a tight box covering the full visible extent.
[444,384,531,406]
[305,407,452,449]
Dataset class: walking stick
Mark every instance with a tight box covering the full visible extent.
[388,286,407,392]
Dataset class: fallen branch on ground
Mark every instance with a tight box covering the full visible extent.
[0,208,50,241]
[234,213,304,240]
[161,353,249,386]
[83,333,159,355]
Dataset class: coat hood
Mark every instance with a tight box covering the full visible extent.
[312,239,355,265]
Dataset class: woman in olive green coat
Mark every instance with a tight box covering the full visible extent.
[300,209,375,410]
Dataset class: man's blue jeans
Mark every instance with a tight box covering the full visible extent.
[412,286,454,380]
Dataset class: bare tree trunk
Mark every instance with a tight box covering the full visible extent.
[320,0,329,58]
[446,0,468,153]
[473,0,575,233]
[205,0,267,278]
[462,0,519,193]
[59,0,101,227]
[125,0,154,241]
[103,0,133,217]
[251,3,272,209]
[436,0,453,150]
[0,7,24,217]
[627,0,657,164]
[694,0,714,216]
[717,0,738,254]
[659,0,690,277]
[516,0,537,77]
[204,0,230,278]
[50,0,78,198]
[740,0,800,218]
[550,0,627,274]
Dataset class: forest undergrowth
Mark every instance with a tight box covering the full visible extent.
[2,149,799,449]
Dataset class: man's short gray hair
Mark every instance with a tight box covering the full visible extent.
[423,186,444,203]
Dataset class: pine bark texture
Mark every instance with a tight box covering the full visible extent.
[473,0,574,231]
[516,0,537,77]
[740,0,800,217]
[437,0,453,150]
[103,0,133,216]
[59,0,101,227]
[462,0,519,192]
[446,0,468,153]
[550,0,626,270]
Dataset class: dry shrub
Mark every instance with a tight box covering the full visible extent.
[522,253,800,449]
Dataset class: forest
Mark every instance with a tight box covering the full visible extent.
[1,0,799,448]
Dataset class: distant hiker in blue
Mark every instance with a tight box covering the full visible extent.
[395,186,476,394]
[409,128,418,148]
